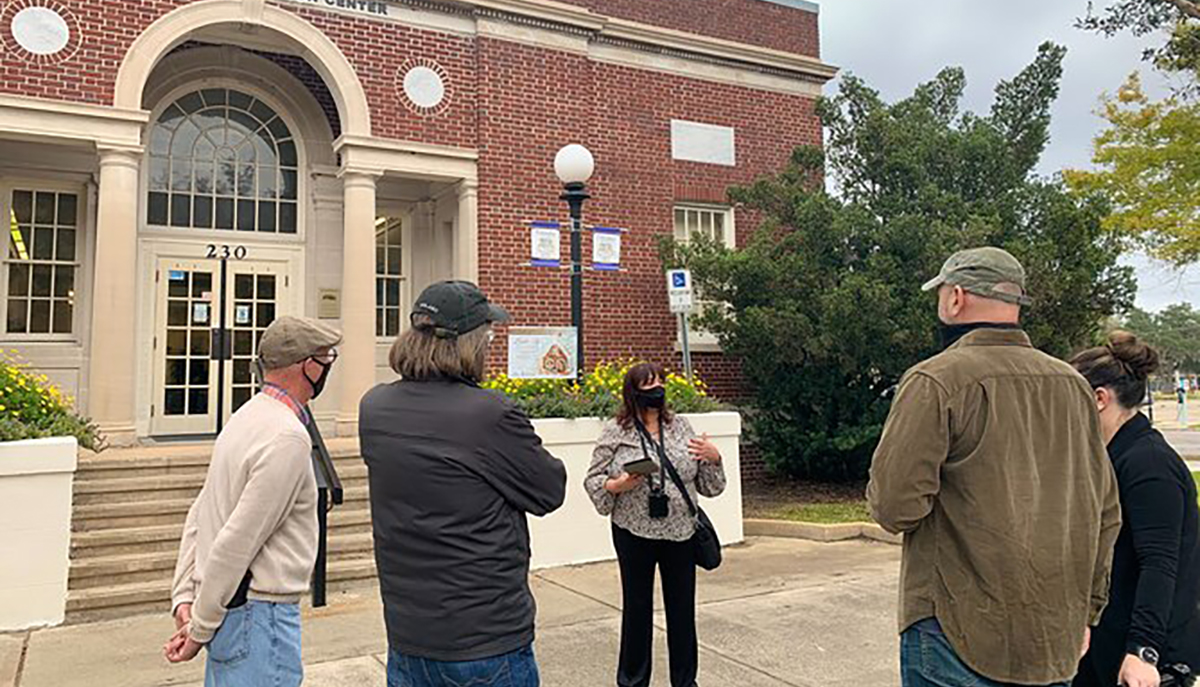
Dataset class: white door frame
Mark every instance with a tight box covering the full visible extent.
[136,236,303,438]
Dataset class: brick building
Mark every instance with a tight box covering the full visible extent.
[0,0,833,445]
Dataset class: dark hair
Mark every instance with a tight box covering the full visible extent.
[1070,331,1160,409]
[616,362,674,429]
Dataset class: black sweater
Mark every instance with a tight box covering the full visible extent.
[1084,414,1200,681]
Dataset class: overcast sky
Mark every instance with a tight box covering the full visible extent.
[817,0,1198,311]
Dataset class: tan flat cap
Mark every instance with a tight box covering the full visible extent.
[258,316,343,370]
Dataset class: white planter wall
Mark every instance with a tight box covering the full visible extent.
[528,412,743,570]
[0,437,77,631]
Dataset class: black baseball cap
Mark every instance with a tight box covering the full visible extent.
[411,281,509,338]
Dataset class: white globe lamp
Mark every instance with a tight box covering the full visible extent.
[554,144,595,186]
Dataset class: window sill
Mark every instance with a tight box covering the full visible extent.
[0,334,80,345]
[674,339,723,354]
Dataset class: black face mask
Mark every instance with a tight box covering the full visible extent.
[634,387,666,410]
[938,321,1021,350]
[304,358,333,399]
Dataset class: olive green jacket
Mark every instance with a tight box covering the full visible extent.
[867,328,1121,685]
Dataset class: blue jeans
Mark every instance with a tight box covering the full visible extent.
[204,601,303,687]
[387,645,539,687]
[901,623,1069,687]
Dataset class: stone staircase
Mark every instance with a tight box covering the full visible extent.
[67,439,378,623]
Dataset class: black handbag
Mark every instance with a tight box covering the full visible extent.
[658,437,723,572]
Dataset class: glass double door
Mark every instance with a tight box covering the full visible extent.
[151,256,288,436]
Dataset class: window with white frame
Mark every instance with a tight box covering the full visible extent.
[6,189,80,335]
[673,205,734,249]
[146,88,299,234]
[376,217,405,337]
[672,204,734,347]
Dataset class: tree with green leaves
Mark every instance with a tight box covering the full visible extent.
[1079,0,1200,76]
[1119,303,1200,373]
[661,43,1135,482]
[1064,74,1200,265]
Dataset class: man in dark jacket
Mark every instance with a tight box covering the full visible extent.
[360,281,567,687]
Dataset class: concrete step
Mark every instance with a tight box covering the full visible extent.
[71,510,373,559]
[77,439,363,480]
[72,465,369,506]
[76,453,367,482]
[68,551,178,590]
[72,486,371,531]
[68,533,376,591]
[65,558,379,624]
[73,474,205,506]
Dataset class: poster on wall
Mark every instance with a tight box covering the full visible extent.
[507,327,577,380]
[530,222,562,268]
[592,228,621,271]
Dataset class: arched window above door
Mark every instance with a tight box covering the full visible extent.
[147,88,299,234]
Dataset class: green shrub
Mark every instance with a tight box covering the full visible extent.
[482,361,723,420]
[0,353,103,451]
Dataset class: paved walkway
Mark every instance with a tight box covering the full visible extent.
[1163,429,1200,461]
[1,538,902,687]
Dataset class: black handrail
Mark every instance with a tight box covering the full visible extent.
[305,413,342,608]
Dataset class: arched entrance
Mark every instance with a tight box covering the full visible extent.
[89,0,479,443]
[90,0,370,441]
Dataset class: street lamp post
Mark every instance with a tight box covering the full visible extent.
[555,144,595,384]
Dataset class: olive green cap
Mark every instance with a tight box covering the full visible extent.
[258,316,342,371]
[921,247,1031,306]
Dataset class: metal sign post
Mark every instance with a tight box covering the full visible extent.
[523,218,624,383]
[666,269,695,382]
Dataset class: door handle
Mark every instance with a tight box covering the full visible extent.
[210,328,233,361]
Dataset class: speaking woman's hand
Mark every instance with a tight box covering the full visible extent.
[688,434,721,463]
[605,473,644,494]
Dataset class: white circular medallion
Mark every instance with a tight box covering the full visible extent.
[11,7,70,56]
[403,66,446,110]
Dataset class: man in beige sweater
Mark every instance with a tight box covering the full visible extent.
[164,316,341,687]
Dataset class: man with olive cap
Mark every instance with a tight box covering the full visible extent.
[867,248,1121,687]
[165,316,342,686]
[360,281,566,687]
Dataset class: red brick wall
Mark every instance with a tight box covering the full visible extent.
[474,44,820,374]
[0,0,183,104]
[285,6,479,147]
[3,1,820,481]
[561,0,820,57]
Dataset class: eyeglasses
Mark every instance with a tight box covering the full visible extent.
[312,348,339,365]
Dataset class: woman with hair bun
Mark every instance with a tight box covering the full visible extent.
[1071,332,1200,687]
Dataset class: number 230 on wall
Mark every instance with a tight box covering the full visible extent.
[206,244,247,260]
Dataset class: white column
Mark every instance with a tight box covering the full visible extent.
[88,147,141,445]
[337,170,379,437]
[454,179,479,283]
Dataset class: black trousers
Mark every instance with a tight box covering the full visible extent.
[612,523,698,687]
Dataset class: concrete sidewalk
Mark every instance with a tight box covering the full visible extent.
[1163,429,1200,460]
[1,537,902,687]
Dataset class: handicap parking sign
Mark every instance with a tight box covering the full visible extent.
[666,269,693,314]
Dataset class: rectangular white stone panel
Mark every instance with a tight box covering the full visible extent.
[671,120,736,166]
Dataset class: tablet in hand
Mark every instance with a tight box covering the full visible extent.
[624,458,658,476]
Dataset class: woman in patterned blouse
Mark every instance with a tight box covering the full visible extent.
[584,362,726,687]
